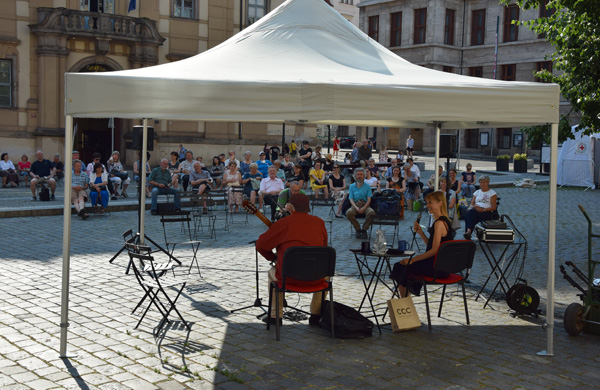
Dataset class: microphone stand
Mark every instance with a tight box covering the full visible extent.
[409,212,422,251]
[230,240,267,316]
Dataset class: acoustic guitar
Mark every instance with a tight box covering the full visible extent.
[242,200,272,228]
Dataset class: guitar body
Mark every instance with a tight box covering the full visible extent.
[242,199,272,228]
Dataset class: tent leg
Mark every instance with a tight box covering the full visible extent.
[139,119,148,245]
[538,122,558,357]
[59,115,76,358]
[434,123,441,190]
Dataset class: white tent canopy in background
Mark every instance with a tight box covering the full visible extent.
[60,0,561,356]
[557,126,600,188]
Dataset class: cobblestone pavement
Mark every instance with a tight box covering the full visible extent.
[1,179,599,388]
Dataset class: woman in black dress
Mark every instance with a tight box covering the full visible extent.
[391,191,455,297]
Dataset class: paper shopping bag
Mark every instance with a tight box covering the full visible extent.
[387,297,421,332]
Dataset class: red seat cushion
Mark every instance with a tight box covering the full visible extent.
[276,280,329,293]
[411,273,463,284]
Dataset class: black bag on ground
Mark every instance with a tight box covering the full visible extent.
[319,300,373,339]
[39,187,50,201]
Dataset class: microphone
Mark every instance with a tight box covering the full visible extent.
[416,212,422,224]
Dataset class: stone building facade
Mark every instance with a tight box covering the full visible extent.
[357,0,567,156]
[0,0,325,166]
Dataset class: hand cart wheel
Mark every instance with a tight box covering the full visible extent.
[564,302,585,336]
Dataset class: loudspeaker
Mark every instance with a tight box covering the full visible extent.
[439,134,457,158]
[132,126,154,151]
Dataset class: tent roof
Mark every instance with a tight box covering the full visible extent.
[65,0,560,128]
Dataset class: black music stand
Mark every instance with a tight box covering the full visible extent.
[230,240,268,316]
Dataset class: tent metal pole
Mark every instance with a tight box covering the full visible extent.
[434,123,441,190]
[140,119,148,245]
[59,115,74,357]
[539,122,558,357]
[456,129,461,171]
[282,122,285,150]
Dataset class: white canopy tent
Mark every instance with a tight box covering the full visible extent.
[557,126,600,188]
[60,0,561,356]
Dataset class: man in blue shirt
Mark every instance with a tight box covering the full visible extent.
[148,159,181,215]
[346,168,376,239]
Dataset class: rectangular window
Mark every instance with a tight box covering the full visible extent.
[500,64,516,81]
[414,8,427,44]
[444,9,455,45]
[174,0,195,19]
[81,0,115,13]
[0,60,11,107]
[248,0,267,25]
[368,15,379,41]
[442,66,453,73]
[390,12,402,47]
[497,128,512,149]
[469,66,483,77]
[538,0,555,38]
[465,129,479,148]
[503,4,519,42]
[471,9,485,46]
[535,61,552,82]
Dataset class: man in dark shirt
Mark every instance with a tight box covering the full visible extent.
[30,150,56,201]
[148,159,181,215]
[52,154,65,180]
[270,144,281,161]
[357,139,372,162]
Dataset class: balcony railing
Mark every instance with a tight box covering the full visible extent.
[30,8,164,45]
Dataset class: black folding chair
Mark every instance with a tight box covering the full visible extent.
[310,195,336,218]
[127,246,189,332]
[160,211,202,277]
[267,246,336,341]
[408,240,476,330]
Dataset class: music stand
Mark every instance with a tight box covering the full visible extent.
[230,240,268,316]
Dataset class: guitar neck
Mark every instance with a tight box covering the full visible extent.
[255,212,272,228]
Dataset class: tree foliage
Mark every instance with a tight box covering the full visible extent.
[505,0,600,142]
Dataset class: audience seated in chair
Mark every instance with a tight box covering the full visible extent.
[463,175,497,239]
[241,163,262,208]
[30,150,56,201]
[259,166,284,221]
[71,160,90,219]
[329,163,346,218]
[189,161,211,214]
[346,168,376,239]
[167,151,181,189]
[405,158,422,202]
[148,159,181,215]
[133,151,152,198]
[87,152,118,200]
[222,161,243,213]
[309,160,328,199]
[459,163,476,198]
[89,163,109,214]
[179,151,195,192]
[423,165,444,198]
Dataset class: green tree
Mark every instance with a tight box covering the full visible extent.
[505,0,600,144]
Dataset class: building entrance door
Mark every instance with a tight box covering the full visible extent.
[74,118,122,165]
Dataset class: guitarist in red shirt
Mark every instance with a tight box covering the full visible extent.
[256,194,328,326]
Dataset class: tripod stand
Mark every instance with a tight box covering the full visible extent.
[230,240,267,316]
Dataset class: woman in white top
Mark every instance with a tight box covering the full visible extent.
[0,153,19,187]
[364,169,380,192]
[464,175,497,239]
[107,151,131,197]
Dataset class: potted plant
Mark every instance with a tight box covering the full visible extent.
[513,153,528,173]
[496,154,510,171]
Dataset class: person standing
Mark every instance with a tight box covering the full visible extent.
[270,144,281,162]
[290,140,297,160]
[332,136,340,159]
[346,168,376,239]
[406,135,414,158]
[256,194,328,326]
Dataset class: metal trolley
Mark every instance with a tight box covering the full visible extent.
[560,205,600,336]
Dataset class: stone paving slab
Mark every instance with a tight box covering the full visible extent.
[1,184,599,389]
